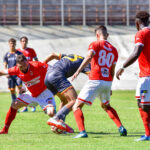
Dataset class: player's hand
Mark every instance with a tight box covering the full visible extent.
[72,71,79,81]
[116,68,124,80]
[0,71,4,76]
[19,88,26,94]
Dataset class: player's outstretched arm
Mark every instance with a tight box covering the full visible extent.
[116,44,143,80]
[72,51,94,81]
[43,52,60,63]
[0,70,8,76]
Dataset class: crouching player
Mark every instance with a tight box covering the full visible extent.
[43,53,90,133]
[71,25,127,138]
[0,55,56,134]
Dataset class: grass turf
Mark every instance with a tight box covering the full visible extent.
[0,90,149,150]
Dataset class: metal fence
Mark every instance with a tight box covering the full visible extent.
[0,0,150,26]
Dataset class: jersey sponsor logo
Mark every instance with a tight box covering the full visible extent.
[24,76,40,87]
[101,67,109,77]
[46,98,53,104]
[26,57,31,60]
[8,57,16,61]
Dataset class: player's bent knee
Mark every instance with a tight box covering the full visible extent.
[11,100,25,109]
[101,103,110,111]
[72,100,83,112]
[10,89,16,94]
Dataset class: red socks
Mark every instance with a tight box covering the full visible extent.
[74,109,85,132]
[1,107,17,133]
[139,107,150,136]
[106,106,122,128]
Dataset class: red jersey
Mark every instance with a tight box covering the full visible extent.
[88,40,118,81]
[135,27,150,77]
[17,48,37,61]
[8,61,48,97]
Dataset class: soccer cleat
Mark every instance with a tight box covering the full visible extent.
[73,130,88,138]
[135,135,150,141]
[118,126,127,136]
[47,118,74,133]
[65,124,74,133]
[20,107,28,112]
[31,107,36,112]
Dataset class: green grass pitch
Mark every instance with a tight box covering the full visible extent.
[0,90,149,150]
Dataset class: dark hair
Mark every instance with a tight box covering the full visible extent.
[8,38,16,43]
[136,11,149,24]
[20,36,28,42]
[16,54,27,63]
[95,25,107,35]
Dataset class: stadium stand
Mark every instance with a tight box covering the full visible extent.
[0,0,149,25]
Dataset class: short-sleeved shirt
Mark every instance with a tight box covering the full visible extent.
[17,48,37,61]
[135,27,150,77]
[8,61,48,97]
[88,40,118,81]
[51,53,91,77]
[3,51,22,69]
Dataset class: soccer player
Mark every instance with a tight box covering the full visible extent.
[44,53,91,132]
[17,36,38,112]
[116,11,150,141]
[3,38,22,103]
[71,25,127,138]
[17,36,38,61]
[0,55,56,134]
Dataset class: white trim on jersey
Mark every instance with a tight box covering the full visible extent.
[88,49,96,55]
[135,42,144,46]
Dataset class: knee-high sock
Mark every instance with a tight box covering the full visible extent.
[74,109,85,132]
[2,107,17,132]
[106,106,122,128]
[139,107,150,136]
[54,106,70,121]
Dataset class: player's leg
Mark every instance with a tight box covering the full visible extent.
[101,103,127,136]
[16,78,29,112]
[56,92,68,111]
[72,100,86,138]
[0,99,28,134]
[45,71,77,122]
[135,77,150,141]
[0,92,36,134]
[37,89,56,117]
[53,87,77,121]
[8,77,17,103]
[9,88,16,103]
[99,81,127,136]
[73,80,98,138]
[47,87,76,133]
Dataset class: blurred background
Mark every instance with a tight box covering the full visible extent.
[0,0,148,91]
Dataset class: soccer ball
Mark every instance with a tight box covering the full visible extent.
[51,126,64,134]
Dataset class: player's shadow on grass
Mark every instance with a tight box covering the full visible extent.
[87,131,145,138]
